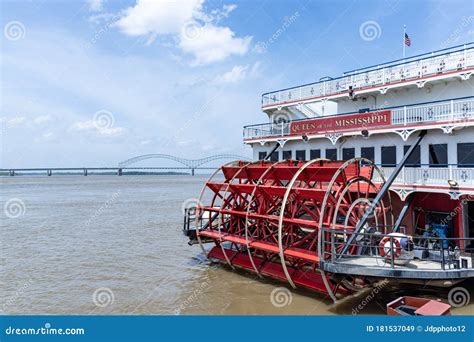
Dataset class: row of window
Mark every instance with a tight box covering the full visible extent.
[258,143,474,167]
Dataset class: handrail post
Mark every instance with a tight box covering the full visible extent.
[390,237,395,268]
[450,99,454,121]
[403,106,407,125]
[441,238,446,270]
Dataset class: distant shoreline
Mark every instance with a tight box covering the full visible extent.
[0,171,194,176]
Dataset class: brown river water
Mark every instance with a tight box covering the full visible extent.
[1,175,472,315]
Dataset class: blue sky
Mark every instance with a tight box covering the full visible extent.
[1,0,473,167]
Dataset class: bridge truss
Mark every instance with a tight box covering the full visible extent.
[118,154,250,168]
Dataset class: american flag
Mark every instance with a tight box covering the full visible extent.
[404,33,411,47]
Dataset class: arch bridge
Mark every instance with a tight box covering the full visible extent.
[1,154,252,177]
[118,154,251,175]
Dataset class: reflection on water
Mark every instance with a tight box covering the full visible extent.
[0,176,472,315]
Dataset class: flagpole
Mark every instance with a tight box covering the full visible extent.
[403,25,406,59]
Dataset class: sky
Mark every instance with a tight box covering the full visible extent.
[1,0,473,167]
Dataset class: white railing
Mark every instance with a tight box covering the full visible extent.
[391,98,474,125]
[243,97,474,140]
[375,166,474,187]
[243,122,289,140]
[262,43,474,107]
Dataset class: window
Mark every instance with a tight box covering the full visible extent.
[270,151,279,162]
[258,152,267,160]
[429,144,448,167]
[310,149,321,160]
[361,147,375,162]
[342,148,355,160]
[282,150,292,160]
[381,146,396,167]
[295,150,306,161]
[403,145,421,167]
[458,143,474,167]
[326,148,337,161]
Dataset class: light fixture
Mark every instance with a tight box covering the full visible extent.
[361,129,369,138]
[448,179,458,187]
[302,134,309,142]
[348,86,356,101]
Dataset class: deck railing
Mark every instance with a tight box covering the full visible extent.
[243,97,474,140]
[321,229,474,272]
[262,43,474,108]
[375,166,474,188]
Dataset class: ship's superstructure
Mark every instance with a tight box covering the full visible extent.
[246,43,474,200]
[184,43,474,301]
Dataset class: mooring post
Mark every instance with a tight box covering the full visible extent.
[84,168,88,176]
[9,170,14,176]
[47,169,52,176]
[118,168,122,176]
[191,168,195,176]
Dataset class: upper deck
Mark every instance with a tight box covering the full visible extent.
[245,96,474,143]
[261,43,474,111]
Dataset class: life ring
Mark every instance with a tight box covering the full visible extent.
[379,236,401,259]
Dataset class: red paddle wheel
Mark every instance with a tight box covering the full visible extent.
[193,158,393,299]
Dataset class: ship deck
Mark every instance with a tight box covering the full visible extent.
[321,256,474,279]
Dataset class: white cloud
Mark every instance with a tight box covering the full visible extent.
[180,25,251,65]
[140,139,152,145]
[206,4,237,23]
[176,139,196,147]
[1,116,27,127]
[213,65,248,84]
[87,0,104,12]
[34,131,56,143]
[2,29,254,166]
[115,0,251,65]
[116,0,202,36]
[212,62,261,84]
[33,115,53,125]
[69,120,126,137]
[88,12,117,24]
